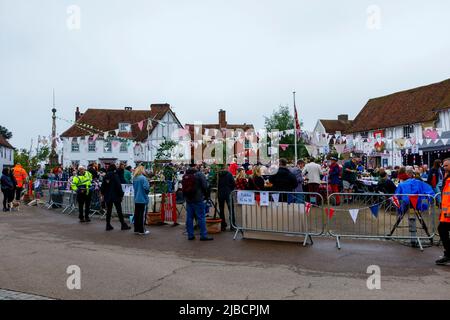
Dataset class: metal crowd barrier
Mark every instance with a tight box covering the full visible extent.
[46,180,73,211]
[434,193,442,247]
[231,190,325,246]
[327,192,437,251]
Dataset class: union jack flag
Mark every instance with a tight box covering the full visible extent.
[391,196,400,209]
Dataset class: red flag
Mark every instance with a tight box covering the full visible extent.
[409,195,419,209]
[391,196,400,208]
[305,202,312,215]
[294,101,301,136]
[325,208,335,219]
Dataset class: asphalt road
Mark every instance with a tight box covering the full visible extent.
[0,204,449,300]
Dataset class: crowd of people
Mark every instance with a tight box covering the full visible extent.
[2,156,450,265]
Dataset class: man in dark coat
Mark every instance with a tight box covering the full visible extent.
[269,158,298,202]
[100,164,130,231]
[217,164,236,231]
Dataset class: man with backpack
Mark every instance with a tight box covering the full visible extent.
[182,163,213,241]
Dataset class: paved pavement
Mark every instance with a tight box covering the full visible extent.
[0,289,53,300]
[1,204,450,299]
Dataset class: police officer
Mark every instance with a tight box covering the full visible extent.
[71,166,93,223]
[436,158,450,265]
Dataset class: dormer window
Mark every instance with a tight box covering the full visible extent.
[119,123,131,133]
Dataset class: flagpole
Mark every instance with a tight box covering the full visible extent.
[293,91,297,164]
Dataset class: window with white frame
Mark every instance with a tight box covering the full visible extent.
[104,140,112,153]
[119,123,131,132]
[120,142,128,153]
[403,125,414,138]
[88,138,96,152]
[71,139,80,152]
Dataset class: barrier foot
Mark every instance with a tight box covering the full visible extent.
[233,228,241,240]
[336,236,341,250]
[302,234,313,247]
[417,237,424,252]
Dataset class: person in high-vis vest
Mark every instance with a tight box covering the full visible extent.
[436,158,450,265]
[71,166,93,223]
[12,163,27,202]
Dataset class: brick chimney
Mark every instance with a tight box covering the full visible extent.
[219,109,227,128]
[338,114,349,121]
[75,107,82,121]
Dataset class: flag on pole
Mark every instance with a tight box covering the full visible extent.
[294,98,301,137]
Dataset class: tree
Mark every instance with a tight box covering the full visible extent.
[155,138,178,161]
[264,105,308,161]
[14,146,50,174]
[0,125,12,140]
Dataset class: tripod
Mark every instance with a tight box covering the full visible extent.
[388,205,431,250]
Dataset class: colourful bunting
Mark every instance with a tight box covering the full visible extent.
[305,202,312,215]
[349,209,359,223]
[409,195,418,209]
[391,196,400,208]
[370,205,379,218]
[138,120,144,131]
[325,208,335,219]
[272,193,280,207]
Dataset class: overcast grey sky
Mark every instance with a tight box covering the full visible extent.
[1,0,450,149]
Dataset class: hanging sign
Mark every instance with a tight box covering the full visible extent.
[260,192,269,206]
[237,191,255,205]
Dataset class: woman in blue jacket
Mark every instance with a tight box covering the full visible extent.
[133,165,150,235]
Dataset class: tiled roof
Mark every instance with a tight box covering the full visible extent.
[0,135,13,149]
[319,119,353,134]
[61,104,174,142]
[349,78,450,133]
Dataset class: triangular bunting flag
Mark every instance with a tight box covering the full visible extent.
[325,208,335,219]
[305,202,312,215]
[272,193,280,207]
[442,139,449,145]
[409,195,418,209]
[138,120,144,131]
[426,139,432,144]
[370,205,379,218]
[391,196,400,208]
[349,209,359,223]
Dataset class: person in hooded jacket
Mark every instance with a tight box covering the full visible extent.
[100,164,131,231]
[1,168,15,211]
[217,164,236,231]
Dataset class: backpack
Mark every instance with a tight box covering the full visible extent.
[182,172,197,196]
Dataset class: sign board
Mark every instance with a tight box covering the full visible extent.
[260,192,269,206]
[237,191,255,205]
